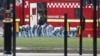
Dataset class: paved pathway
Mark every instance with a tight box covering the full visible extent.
[0,27,3,37]
[0,53,100,56]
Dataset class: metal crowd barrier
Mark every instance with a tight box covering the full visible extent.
[3,0,98,56]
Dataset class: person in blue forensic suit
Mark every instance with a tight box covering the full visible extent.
[68,27,78,38]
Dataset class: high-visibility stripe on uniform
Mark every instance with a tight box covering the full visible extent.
[3,18,20,22]
[67,22,70,32]
[16,22,19,32]
[16,18,20,21]
[77,26,81,34]
[3,18,12,23]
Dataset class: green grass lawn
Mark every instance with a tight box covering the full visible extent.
[0,37,100,50]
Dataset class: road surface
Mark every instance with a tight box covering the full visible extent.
[0,53,100,56]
